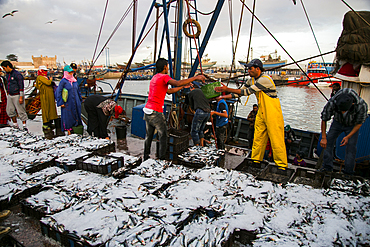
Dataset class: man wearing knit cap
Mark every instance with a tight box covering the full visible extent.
[319,88,368,175]
[0,60,28,131]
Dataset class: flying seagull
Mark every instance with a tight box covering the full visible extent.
[2,10,18,18]
[45,19,57,24]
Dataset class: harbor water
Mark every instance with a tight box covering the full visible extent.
[97,79,331,133]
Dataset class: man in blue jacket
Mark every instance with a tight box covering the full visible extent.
[211,97,228,150]
[0,61,28,130]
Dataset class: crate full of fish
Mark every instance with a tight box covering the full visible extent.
[77,138,116,155]
[178,146,225,168]
[21,199,47,220]
[329,173,370,196]
[0,184,42,210]
[40,220,69,246]
[24,157,56,174]
[110,153,142,179]
[235,158,269,176]
[76,155,120,175]
[290,167,330,188]
[55,149,92,172]
[256,164,295,184]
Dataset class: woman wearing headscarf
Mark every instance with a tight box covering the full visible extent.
[0,68,10,127]
[84,94,123,139]
[56,65,82,135]
[35,66,58,130]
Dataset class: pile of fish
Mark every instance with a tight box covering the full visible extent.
[84,155,117,166]
[1,128,370,246]
[110,152,141,178]
[178,146,225,167]
[31,160,370,246]
[330,177,370,196]
[0,164,65,203]
[0,127,114,206]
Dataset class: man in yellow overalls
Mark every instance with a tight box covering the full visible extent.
[215,59,287,168]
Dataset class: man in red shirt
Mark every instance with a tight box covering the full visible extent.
[143,58,205,160]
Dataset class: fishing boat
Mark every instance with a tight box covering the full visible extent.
[182,54,217,70]
[5,1,370,246]
[76,3,369,172]
[239,50,287,69]
[287,61,341,86]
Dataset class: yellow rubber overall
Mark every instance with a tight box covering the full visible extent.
[250,76,288,168]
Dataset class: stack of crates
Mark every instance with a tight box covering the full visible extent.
[166,128,190,163]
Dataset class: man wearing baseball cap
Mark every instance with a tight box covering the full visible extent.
[319,88,368,174]
[215,58,287,169]
[70,63,78,77]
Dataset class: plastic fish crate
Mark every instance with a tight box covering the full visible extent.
[222,229,257,247]
[166,144,189,164]
[20,199,46,220]
[40,221,68,246]
[178,155,223,169]
[256,164,295,184]
[106,154,124,169]
[24,158,55,173]
[235,158,269,176]
[201,81,221,99]
[55,160,77,172]
[328,173,369,196]
[112,157,142,179]
[0,184,42,211]
[289,168,329,188]
[76,154,94,170]
[77,155,120,175]
[178,159,206,169]
[90,142,116,156]
[65,231,105,247]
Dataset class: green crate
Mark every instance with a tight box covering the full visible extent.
[201,81,221,99]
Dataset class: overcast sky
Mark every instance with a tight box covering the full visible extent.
[0,0,368,67]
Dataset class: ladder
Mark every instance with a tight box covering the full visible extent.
[185,0,201,70]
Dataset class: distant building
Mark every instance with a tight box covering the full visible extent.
[32,55,57,69]
[8,61,35,71]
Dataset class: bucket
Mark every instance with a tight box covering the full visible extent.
[72,125,84,135]
[116,126,127,139]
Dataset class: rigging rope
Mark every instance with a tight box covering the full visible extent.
[187,1,215,16]
[227,0,235,86]
[91,0,109,68]
[88,1,134,74]
[246,0,256,65]
[299,0,332,82]
[239,0,328,101]
[184,0,203,75]
[227,0,246,86]
[340,0,370,27]
[111,11,165,99]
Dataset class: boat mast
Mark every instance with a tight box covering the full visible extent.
[173,0,183,81]
[188,0,226,77]
[132,0,137,54]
